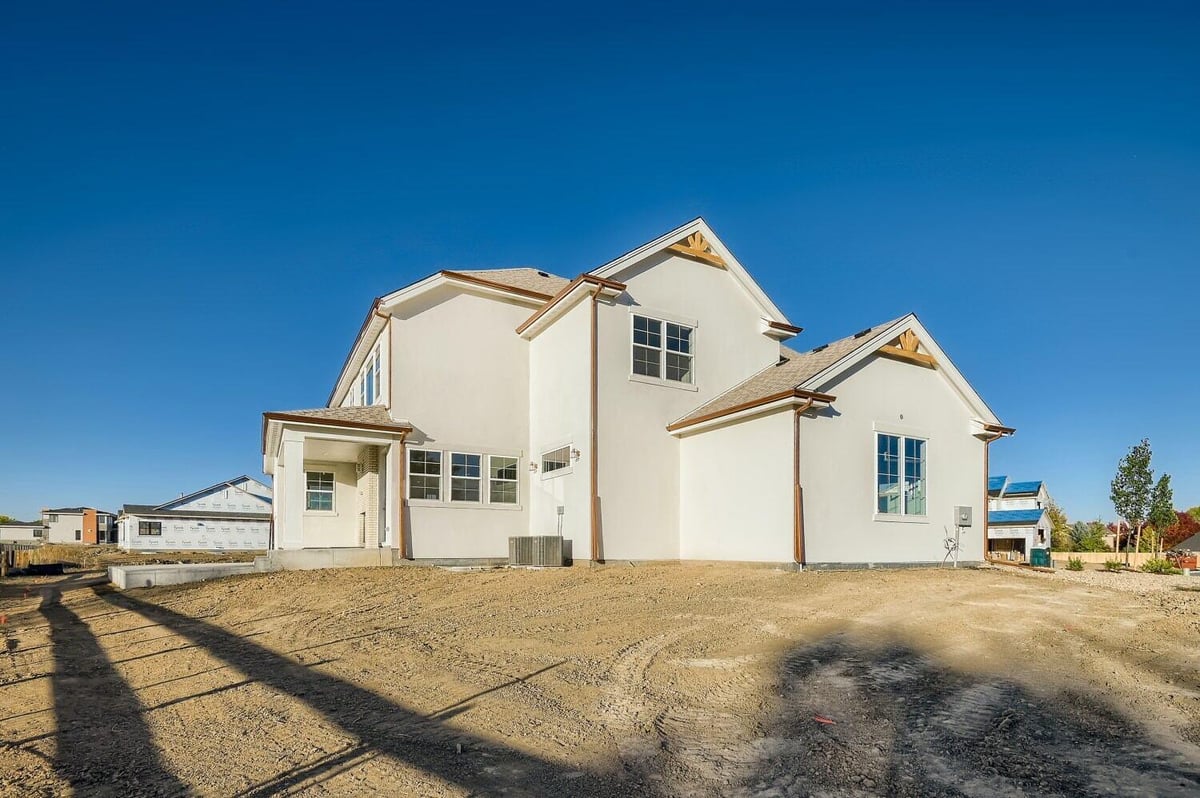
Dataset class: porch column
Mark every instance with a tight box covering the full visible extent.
[385,439,402,553]
[279,435,305,550]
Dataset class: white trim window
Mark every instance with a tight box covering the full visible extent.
[488,455,519,504]
[450,453,482,502]
[305,471,335,512]
[632,314,693,384]
[541,445,571,476]
[408,449,442,500]
[876,433,927,516]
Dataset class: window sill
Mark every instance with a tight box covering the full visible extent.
[304,510,338,516]
[540,467,574,480]
[873,513,929,524]
[628,374,699,392]
[407,500,524,512]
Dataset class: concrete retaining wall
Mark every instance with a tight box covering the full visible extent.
[258,548,397,572]
[109,563,257,589]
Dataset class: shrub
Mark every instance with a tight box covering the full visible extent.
[1066,557,1084,571]
[1141,558,1183,575]
[1103,559,1124,572]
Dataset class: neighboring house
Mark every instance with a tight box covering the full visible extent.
[0,520,46,544]
[41,507,117,544]
[986,476,1051,560]
[117,476,272,552]
[261,218,1013,569]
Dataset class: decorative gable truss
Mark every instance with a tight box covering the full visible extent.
[667,232,727,269]
[877,329,937,368]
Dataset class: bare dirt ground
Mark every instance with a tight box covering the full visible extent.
[1,563,1197,797]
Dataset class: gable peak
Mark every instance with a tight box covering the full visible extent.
[666,231,727,269]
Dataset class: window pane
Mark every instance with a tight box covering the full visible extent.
[409,474,441,501]
[305,492,333,512]
[306,471,334,491]
[451,453,481,478]
[904,438,927,516]
[665,352,693,383]
[490,456,518,480]
[410,450,441,476]
[489,480,518,504]
[876,434,901,514]
[542,446,571,473]
[666,323,692,354]
[633,345,661,377]
[450,477,481,502]
[633,315,661,347]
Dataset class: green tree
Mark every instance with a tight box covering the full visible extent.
[1188,505,1200,523]
[1047,499,1071,551]
[1148,473,1175,557]
[1111,439,1153,564]
[0,515,16,524]
[1069,520,1109,552]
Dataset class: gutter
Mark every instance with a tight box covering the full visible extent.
[980,423,1016,560]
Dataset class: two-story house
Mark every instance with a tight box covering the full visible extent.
[986,477,1052,560]
[261,218,1013,569]
[41,507,116,544]
[117,476,272,552]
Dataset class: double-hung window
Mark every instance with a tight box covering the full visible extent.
[489,455,519,504]
[409,449,442,500]
[632,315,693,384]
[305,471,335,511]
[876,433,927,516]
[450,453,482,502]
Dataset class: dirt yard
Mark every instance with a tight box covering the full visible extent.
[1,563,1197,797]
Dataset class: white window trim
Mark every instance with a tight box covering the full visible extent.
[407,448,444,505]
[488,454,520,505]
[539,443,574,480]
[304,469,337,514]
[408,447,524,509]
[628,310,699,391]
[872,430,930,523]
[449,451,483,504]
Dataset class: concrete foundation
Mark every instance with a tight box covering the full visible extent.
[108,562,257,589]
[257,548,398,572]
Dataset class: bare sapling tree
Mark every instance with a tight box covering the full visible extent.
[1110,439,1153,565]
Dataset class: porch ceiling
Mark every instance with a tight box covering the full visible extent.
[305,438,367,462]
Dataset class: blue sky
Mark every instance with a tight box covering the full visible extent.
[2,1,1197,522]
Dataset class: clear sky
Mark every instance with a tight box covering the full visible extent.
[2,1,1197,522]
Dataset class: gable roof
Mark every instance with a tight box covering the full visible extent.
[989,509,1047,526]
[154,475,271,512]
[669,317,903,431]
[261,405,413,455]
[1004,480,1043,496]
[44,507,96,514]
[447,268,569,298]
[589,217,794,327]
[988,475,1008,494]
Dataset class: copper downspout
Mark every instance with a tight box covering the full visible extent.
[590,293,602,564]
[980,425,1014,560]
[792,399,814,566]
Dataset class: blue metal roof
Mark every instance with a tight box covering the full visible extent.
[989,509,1046,525]
[988,475,1008,493]
[1004,480,1043,496]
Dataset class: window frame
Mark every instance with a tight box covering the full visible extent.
[628,311,698,390]
[305,470,336,513]
[488,454,520,505]
[407,448,444,502]
[138,521,163,537]
[873,431,929,521]
[449,451,483,504]
[540,444,573,479]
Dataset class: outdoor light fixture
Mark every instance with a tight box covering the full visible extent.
[570,448,581,462]
[529,462,538,472]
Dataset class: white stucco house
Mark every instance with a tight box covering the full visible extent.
[40,507,116,545]
[262,218,1013,569]
[0,520,46,544]
[987,477,1051,561]
[117,476,272,552]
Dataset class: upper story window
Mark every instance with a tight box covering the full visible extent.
[350,345,383,407]
[632,315,693,384]
[876,433,927,516]
[48,514,58,523]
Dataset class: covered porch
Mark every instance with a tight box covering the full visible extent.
[262,407,412,563]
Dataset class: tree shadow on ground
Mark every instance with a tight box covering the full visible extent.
[39,586,192,797]
[744,634,1200,797]
[92,585,619,796]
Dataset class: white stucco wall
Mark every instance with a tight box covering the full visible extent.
[43,512,84,544]
[527,297,592,558]
[679,410,794,562]
[0,524,44,543]
[595,252,782,561]
[300,460,359,547]
[799,354,986,565]
[392,288,533,558]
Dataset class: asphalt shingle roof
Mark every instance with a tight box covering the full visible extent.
[122,505,272,521]
[455,268,569,298]
[264,406,411,430]
[672,316,906,428]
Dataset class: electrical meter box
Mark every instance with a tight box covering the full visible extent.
[954,505,973,527]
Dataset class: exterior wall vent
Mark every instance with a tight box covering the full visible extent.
[508,535,565,567]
